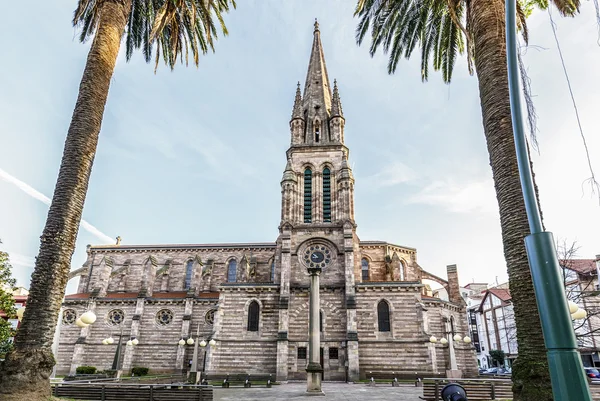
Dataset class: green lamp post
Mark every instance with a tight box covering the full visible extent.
[505,1,592,399]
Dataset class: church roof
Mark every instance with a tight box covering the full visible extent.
[89,242,276,252]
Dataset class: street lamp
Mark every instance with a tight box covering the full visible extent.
[506,0,592,397]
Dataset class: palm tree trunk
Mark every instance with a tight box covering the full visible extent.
[0,1,131,398]
[470,0,552,399]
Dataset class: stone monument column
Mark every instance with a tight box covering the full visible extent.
[306,266,324,395]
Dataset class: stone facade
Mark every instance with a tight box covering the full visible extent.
[56,22,477,380]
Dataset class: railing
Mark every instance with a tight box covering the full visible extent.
[51,382,213,401]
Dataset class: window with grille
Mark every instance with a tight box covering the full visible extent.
[323,168,331,222]
[248,301,259,332]
[184,260,193,289]
[304,168,312,223]
[329,347,339,359]
[227,260,237,283]
[377,300,391,332]
[361,258,369,281]
[298,347,307,359]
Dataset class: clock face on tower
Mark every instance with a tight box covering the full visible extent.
[302,245,332,269]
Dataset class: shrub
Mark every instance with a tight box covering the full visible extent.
[131,366,149,376]
[102,369,118,378]
[76,366,97,374]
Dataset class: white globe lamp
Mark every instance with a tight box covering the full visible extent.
[463,336,472,343]
[440,338,448,345]
[453,334,462,342]
[132,338,139,346]
[178,339,186,346]
[75,318,89,328]
[200,340,207,347]
[80,311,97,325]
[186,338,194,345]
[107,337,114,344]
[572,308,587,320]
[126,340,133,346]
[429,336,438,343]
[102,339,108,345]
[209,339,216,347]
[568,300,579,314]
[16,307,26,321]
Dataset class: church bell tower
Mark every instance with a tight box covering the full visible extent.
[276,20,360,383]
[281,20,354,227]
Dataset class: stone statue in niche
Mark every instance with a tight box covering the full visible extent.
[201,260,213,278]
[384,255,395,281]
[242,254,255,280]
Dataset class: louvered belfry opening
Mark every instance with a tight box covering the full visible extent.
[323,167,331,222]
[304,168,312,223]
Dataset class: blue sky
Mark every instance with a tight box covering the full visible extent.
[1,0,599,294]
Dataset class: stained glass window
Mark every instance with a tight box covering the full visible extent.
[227,260,237,283]
[248,301,259,332]
[184,260,193,290]
[361,258,369,281]
[377,301,390,332]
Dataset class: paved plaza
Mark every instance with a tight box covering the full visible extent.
[214,382,424,401]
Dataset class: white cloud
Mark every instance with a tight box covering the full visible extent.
[407,179,497,214]
[0,168,113,244]
[7,252,35,268]
[366,161,417,187]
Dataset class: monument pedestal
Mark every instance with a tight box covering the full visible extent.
[306,363,325,396]
[446,369,463,379]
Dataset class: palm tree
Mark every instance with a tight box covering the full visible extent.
[354,0,578,399]
[0,1,236,398]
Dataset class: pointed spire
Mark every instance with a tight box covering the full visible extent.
[303,18,332,114]
[291,82,303,120]
[281,157,297,183]
[339,153,354,180]
[330,79,343,117]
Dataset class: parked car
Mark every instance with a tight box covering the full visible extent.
[585,367,600,379]
[482,367,511,376]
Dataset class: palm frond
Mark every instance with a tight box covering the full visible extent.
[355,0,467,82]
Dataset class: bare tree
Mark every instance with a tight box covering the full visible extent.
[557,239,600,348]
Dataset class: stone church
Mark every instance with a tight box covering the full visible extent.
[56,22,477,381]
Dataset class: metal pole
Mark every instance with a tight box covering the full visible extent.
[505,1,592,399]
[190,323,201,383]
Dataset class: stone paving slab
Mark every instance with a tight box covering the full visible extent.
[214,382,424,401]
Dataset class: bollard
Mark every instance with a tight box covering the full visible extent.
[267,374,272,388]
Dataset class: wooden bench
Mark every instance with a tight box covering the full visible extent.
[421,378,512,401]
[52,383,213,401]
[201,373,274,388]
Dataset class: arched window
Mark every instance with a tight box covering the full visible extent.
[248,301,259,332]
[361,258,369,281]
[323,168,331,222]
[270,260,276,283]
[315,121,321,143]
[184,260,194,290]
[320,311,323,332]
[304,168,312,223]
[377,300,391,332]
[227,260,237,283]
